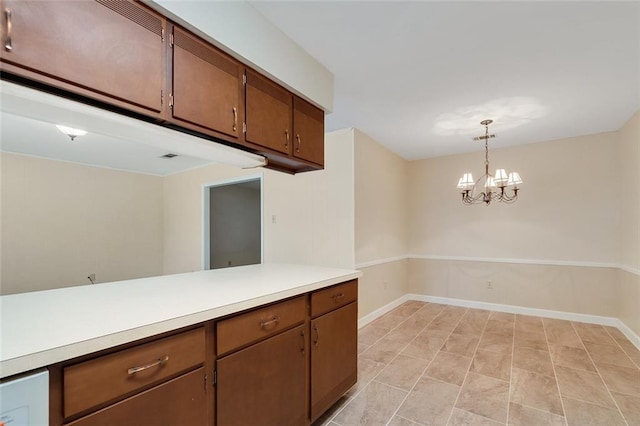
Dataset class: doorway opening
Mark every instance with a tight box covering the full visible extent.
[203,175,263,270]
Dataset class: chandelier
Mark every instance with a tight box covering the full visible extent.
[456,119,522,205]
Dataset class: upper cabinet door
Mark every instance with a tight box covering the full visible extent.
[0,0,165,116]
[171,26,242,140]
[293,96,324,166]
[245,69,292,155]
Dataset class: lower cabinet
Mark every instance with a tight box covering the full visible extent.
[310,302,358,421]
[66,368,207,426]
[216,324,307,426]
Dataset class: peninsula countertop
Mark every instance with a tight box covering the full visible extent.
[0,263,361,379]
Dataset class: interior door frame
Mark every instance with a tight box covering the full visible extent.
[202,173,264,270]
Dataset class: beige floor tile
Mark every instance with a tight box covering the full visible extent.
[508,403,566,426]
[424,351,472,386]
[333,381,407,426]
[583,341,636,369]
[312,395,351,426]
[515,315,545,333]
[448,408,502,425]
[572,323,616,345]
[387,415,424,426]
[549,344,596,372]
[510,368,563,415]
[484,319,514,337]
[345,357,386,398]
[513,346,554,376]
[455,372,509,423]
[596,363,640,397]
[418,303,447,316]
[562,397,626,426]
[357,341,370,355]
[426,320,458,333]
[370,313,407,332]
[358,325,390,346]
[554,365,615,408]
[543,321,583,348]
[376,355,429,391]
[611,391,640,425]
[616,339,640,359]
[514,330,548,351]
[488,311,515,323]
[513,347,553,377]
[603,325,628,341]
[464,309,490,322]
[398,315,431,334]
[360,333,407,364]
[396,377,460,425]
[391,303,425,318]
[400,330,449,361]
[477,332,513,354]
[441,333,480,357]
[453,318,486,336]
[470,349,511,381]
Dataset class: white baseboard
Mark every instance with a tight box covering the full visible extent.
[358,294,410,329]
[358,293,640,350]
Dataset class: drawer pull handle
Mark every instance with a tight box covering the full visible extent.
[260,316,280,329]
[296,134,301,153]
[300,330,306,354]
[313,324,320,346]
[332,293,345,301]
[284,129,289,150]
[4,8,12,52]
[127,355,169,375]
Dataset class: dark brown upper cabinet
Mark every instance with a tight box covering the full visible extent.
[293,96,325,166]
[0,0,166,117]
[169,25,243,141]
[244,69,292,155]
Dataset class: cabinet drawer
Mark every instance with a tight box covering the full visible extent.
[63,328,205,418]
[217,296,306,356]
[311,280,358,318]
[66,368,206,426]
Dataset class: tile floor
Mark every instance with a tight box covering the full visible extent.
[314,301,640,426]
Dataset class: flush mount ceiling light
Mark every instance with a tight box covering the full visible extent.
[55,124,87,141]
[457,119,522,205]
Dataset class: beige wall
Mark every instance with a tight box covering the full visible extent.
[163,129,355,274]
[354,129,409,317]
[0,153,164,294]
[618,110,640,271]
[408,132,620,263]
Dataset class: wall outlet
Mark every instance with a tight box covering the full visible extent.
[487,280,493,290]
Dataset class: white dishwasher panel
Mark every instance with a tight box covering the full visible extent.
[0,370,48,426]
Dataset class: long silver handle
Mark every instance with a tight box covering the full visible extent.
[127,355,169,375]
[260,316,280,329]
[284,129,289,150]
[296,134,301,153]
[313,324,319,346]
[232,107,237,132]
[4,9,12,52]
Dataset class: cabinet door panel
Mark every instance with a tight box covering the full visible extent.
[67,368,206,426]
[217,325,307,426]
[245,70,292,154]
[293,96,324,166]
[311,302,357,422]
[0,0,165,114]
[172,27,242,139]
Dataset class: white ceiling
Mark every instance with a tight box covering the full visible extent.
[250,1,640,160]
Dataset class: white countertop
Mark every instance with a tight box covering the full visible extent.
[0,264,361,379]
